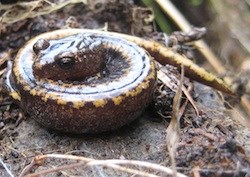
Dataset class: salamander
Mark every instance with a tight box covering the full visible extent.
[4,29,233,133]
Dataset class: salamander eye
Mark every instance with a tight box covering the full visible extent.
[57,57,75,70]
[33,39,50,54]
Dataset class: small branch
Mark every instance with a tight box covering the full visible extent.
[0,158,14,177]
[19,154,188,177]
[155,0,225,73]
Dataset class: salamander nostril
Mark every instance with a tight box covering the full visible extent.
[33,38,50,54]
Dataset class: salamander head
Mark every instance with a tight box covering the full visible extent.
[32,34,106,81]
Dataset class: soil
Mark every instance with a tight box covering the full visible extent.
[0,1,249,176]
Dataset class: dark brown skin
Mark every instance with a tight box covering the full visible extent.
[18,77,156,133]
[4,29,234,134]
[5,30,157,134]
[32,37,109,81]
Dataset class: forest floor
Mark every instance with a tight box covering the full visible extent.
[0,1,249,176]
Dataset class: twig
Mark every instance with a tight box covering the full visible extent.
[193,128,218,142]
[241,97,250,119]
[155,0,225,73]
[165,64,184,177]
[25,160,160,177]
[157,67,199,115]
[0,158,14,177]
[25,161,87,177]
[19,154,188,177]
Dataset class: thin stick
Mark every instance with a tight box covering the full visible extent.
[87,159,187,177]
[241,97,250,119]
[155,0,226,74]
[26,161,87,177]
[157,69,199,115]
[26,160,160,177]
[0,158,14,177]
[20,154,188,177]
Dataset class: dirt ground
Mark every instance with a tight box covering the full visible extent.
[0,1,249,176]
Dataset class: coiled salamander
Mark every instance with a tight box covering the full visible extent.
[4,29,233,133]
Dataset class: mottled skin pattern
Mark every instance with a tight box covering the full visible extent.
[4,29,233,134]
[19,77,155,133]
